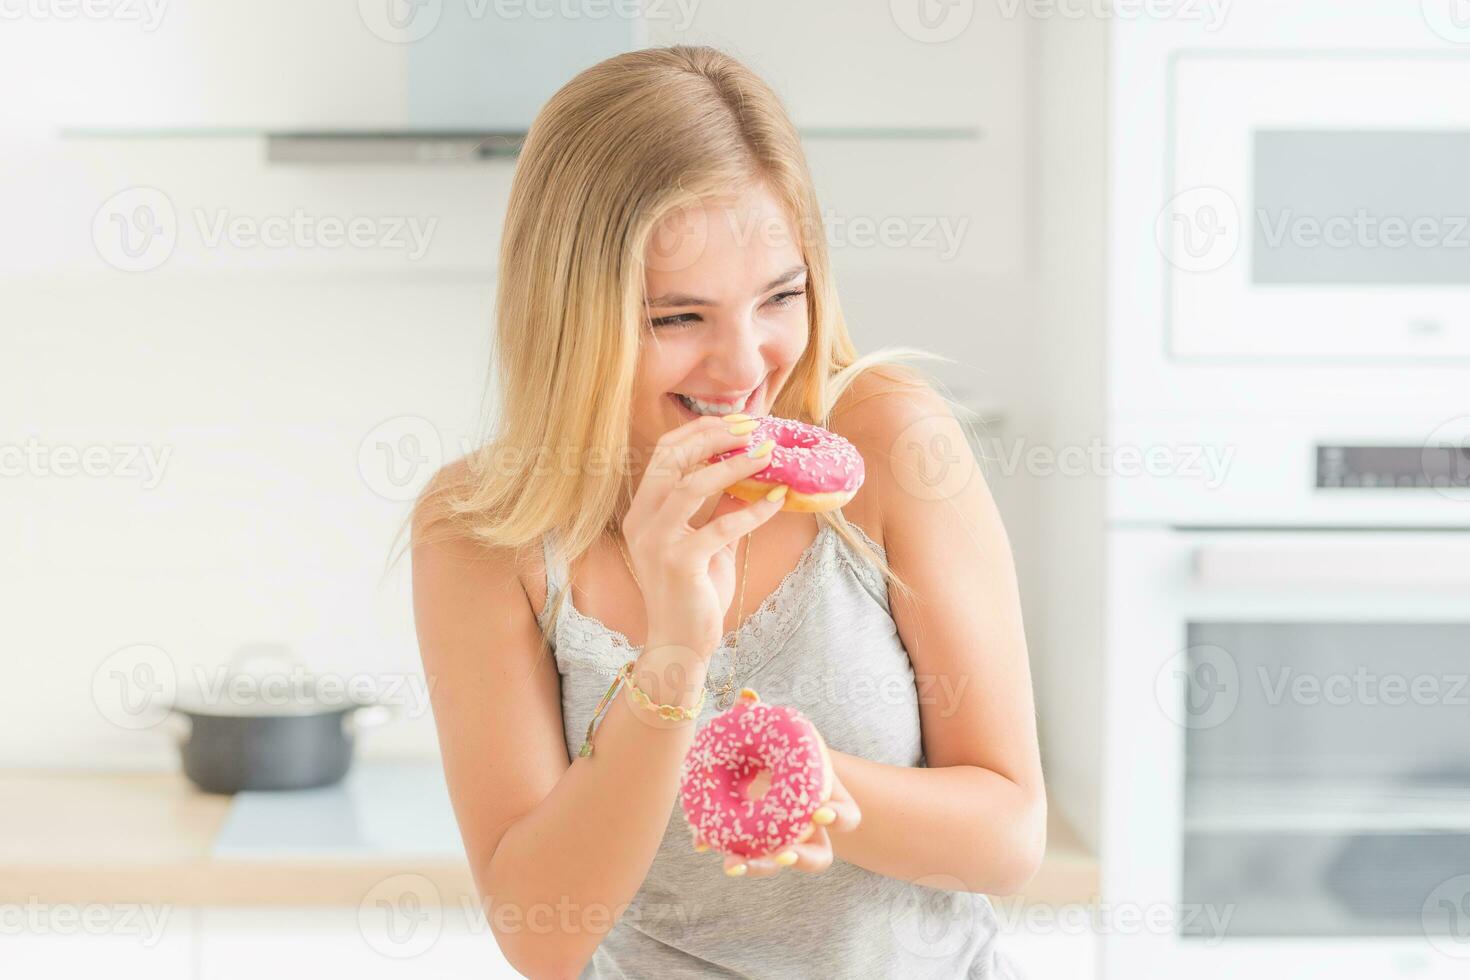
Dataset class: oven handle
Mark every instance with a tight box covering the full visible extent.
[1193,540,1470,589]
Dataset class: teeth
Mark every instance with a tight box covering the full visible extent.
[676,392,747,416]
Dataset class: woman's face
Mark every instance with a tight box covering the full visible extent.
[631,182,810,452]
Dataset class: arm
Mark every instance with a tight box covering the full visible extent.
[411,497,714,978]
[825,377,1047,896]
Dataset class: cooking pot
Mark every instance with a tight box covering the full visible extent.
[164,643,400,794]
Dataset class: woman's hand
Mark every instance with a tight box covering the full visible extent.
[694,755,864,878]
[621,413,786,656]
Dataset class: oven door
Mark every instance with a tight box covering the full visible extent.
[1163,53,1470,361]
[1104,527,1470,979]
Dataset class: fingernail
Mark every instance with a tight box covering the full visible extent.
[728,420,759,436]
[813,806,836,825]
[775,850,799,866]
[725,862,748,876]
[722,413,751,423]
[693,840,709,852]
[765,484,787,501]
[747,438,775,458]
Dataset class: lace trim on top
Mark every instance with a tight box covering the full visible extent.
[539,520,889,674]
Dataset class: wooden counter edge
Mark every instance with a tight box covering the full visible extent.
[0,771,1098,908]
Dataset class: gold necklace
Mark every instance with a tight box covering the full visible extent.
[614,523,753,711]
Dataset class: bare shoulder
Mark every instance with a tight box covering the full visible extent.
[827,364,966,547]
[829,363,955,448]
[410,457,540,614]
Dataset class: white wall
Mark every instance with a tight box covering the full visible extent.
[1029,10,1111,853]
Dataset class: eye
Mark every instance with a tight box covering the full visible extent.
[649,312,700,329]
[767,287,806,309]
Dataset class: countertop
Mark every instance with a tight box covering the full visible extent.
[0,761,1097,906]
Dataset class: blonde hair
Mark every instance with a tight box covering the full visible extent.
[389,46,967,636]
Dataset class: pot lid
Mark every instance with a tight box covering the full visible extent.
[172,676,375,717]
[171,644,375,717]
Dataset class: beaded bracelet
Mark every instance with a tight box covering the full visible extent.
[578,659,707,758]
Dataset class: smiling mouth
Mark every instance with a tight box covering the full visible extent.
[669,377,766,418]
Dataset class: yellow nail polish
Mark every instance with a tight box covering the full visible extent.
[764,483,787,501]
[693,841,709,852]
[748,438,775,458]
[729,420,759,436]
[726,862,748,876]
[722,413,751,423]
[812,806,836,825]
[775,850,799,866]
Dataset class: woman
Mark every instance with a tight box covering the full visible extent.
[405,45,1044,979]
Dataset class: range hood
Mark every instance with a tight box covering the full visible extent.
[57,7,981,163]
[270,2,643,161]
[60,4,642,163]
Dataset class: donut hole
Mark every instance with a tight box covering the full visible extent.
[740,768,773,801]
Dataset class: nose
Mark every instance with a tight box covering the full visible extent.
[704,313,766,393]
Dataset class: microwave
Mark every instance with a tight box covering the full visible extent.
[1158,52,1470,361]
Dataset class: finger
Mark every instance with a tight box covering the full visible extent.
[647,415,760,489]
[633,416,760,521]
[686,486,787,555]
[811,794,862,834]
[657,440,779,526]
[781,824,835,874]
[723,851,781,878]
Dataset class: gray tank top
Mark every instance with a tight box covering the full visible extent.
[537,520,1022,979]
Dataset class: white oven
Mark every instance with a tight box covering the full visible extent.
[1103,435,1470,977]
[1161,52,1470,360]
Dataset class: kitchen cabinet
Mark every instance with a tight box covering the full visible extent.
[197,907,519,980]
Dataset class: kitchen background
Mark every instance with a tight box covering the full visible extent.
[3,1,1468,977]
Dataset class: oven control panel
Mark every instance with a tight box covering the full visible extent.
[1316,444,1470,488]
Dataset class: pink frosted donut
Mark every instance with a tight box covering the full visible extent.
[709,416,864,513]
[678,689,834,860]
